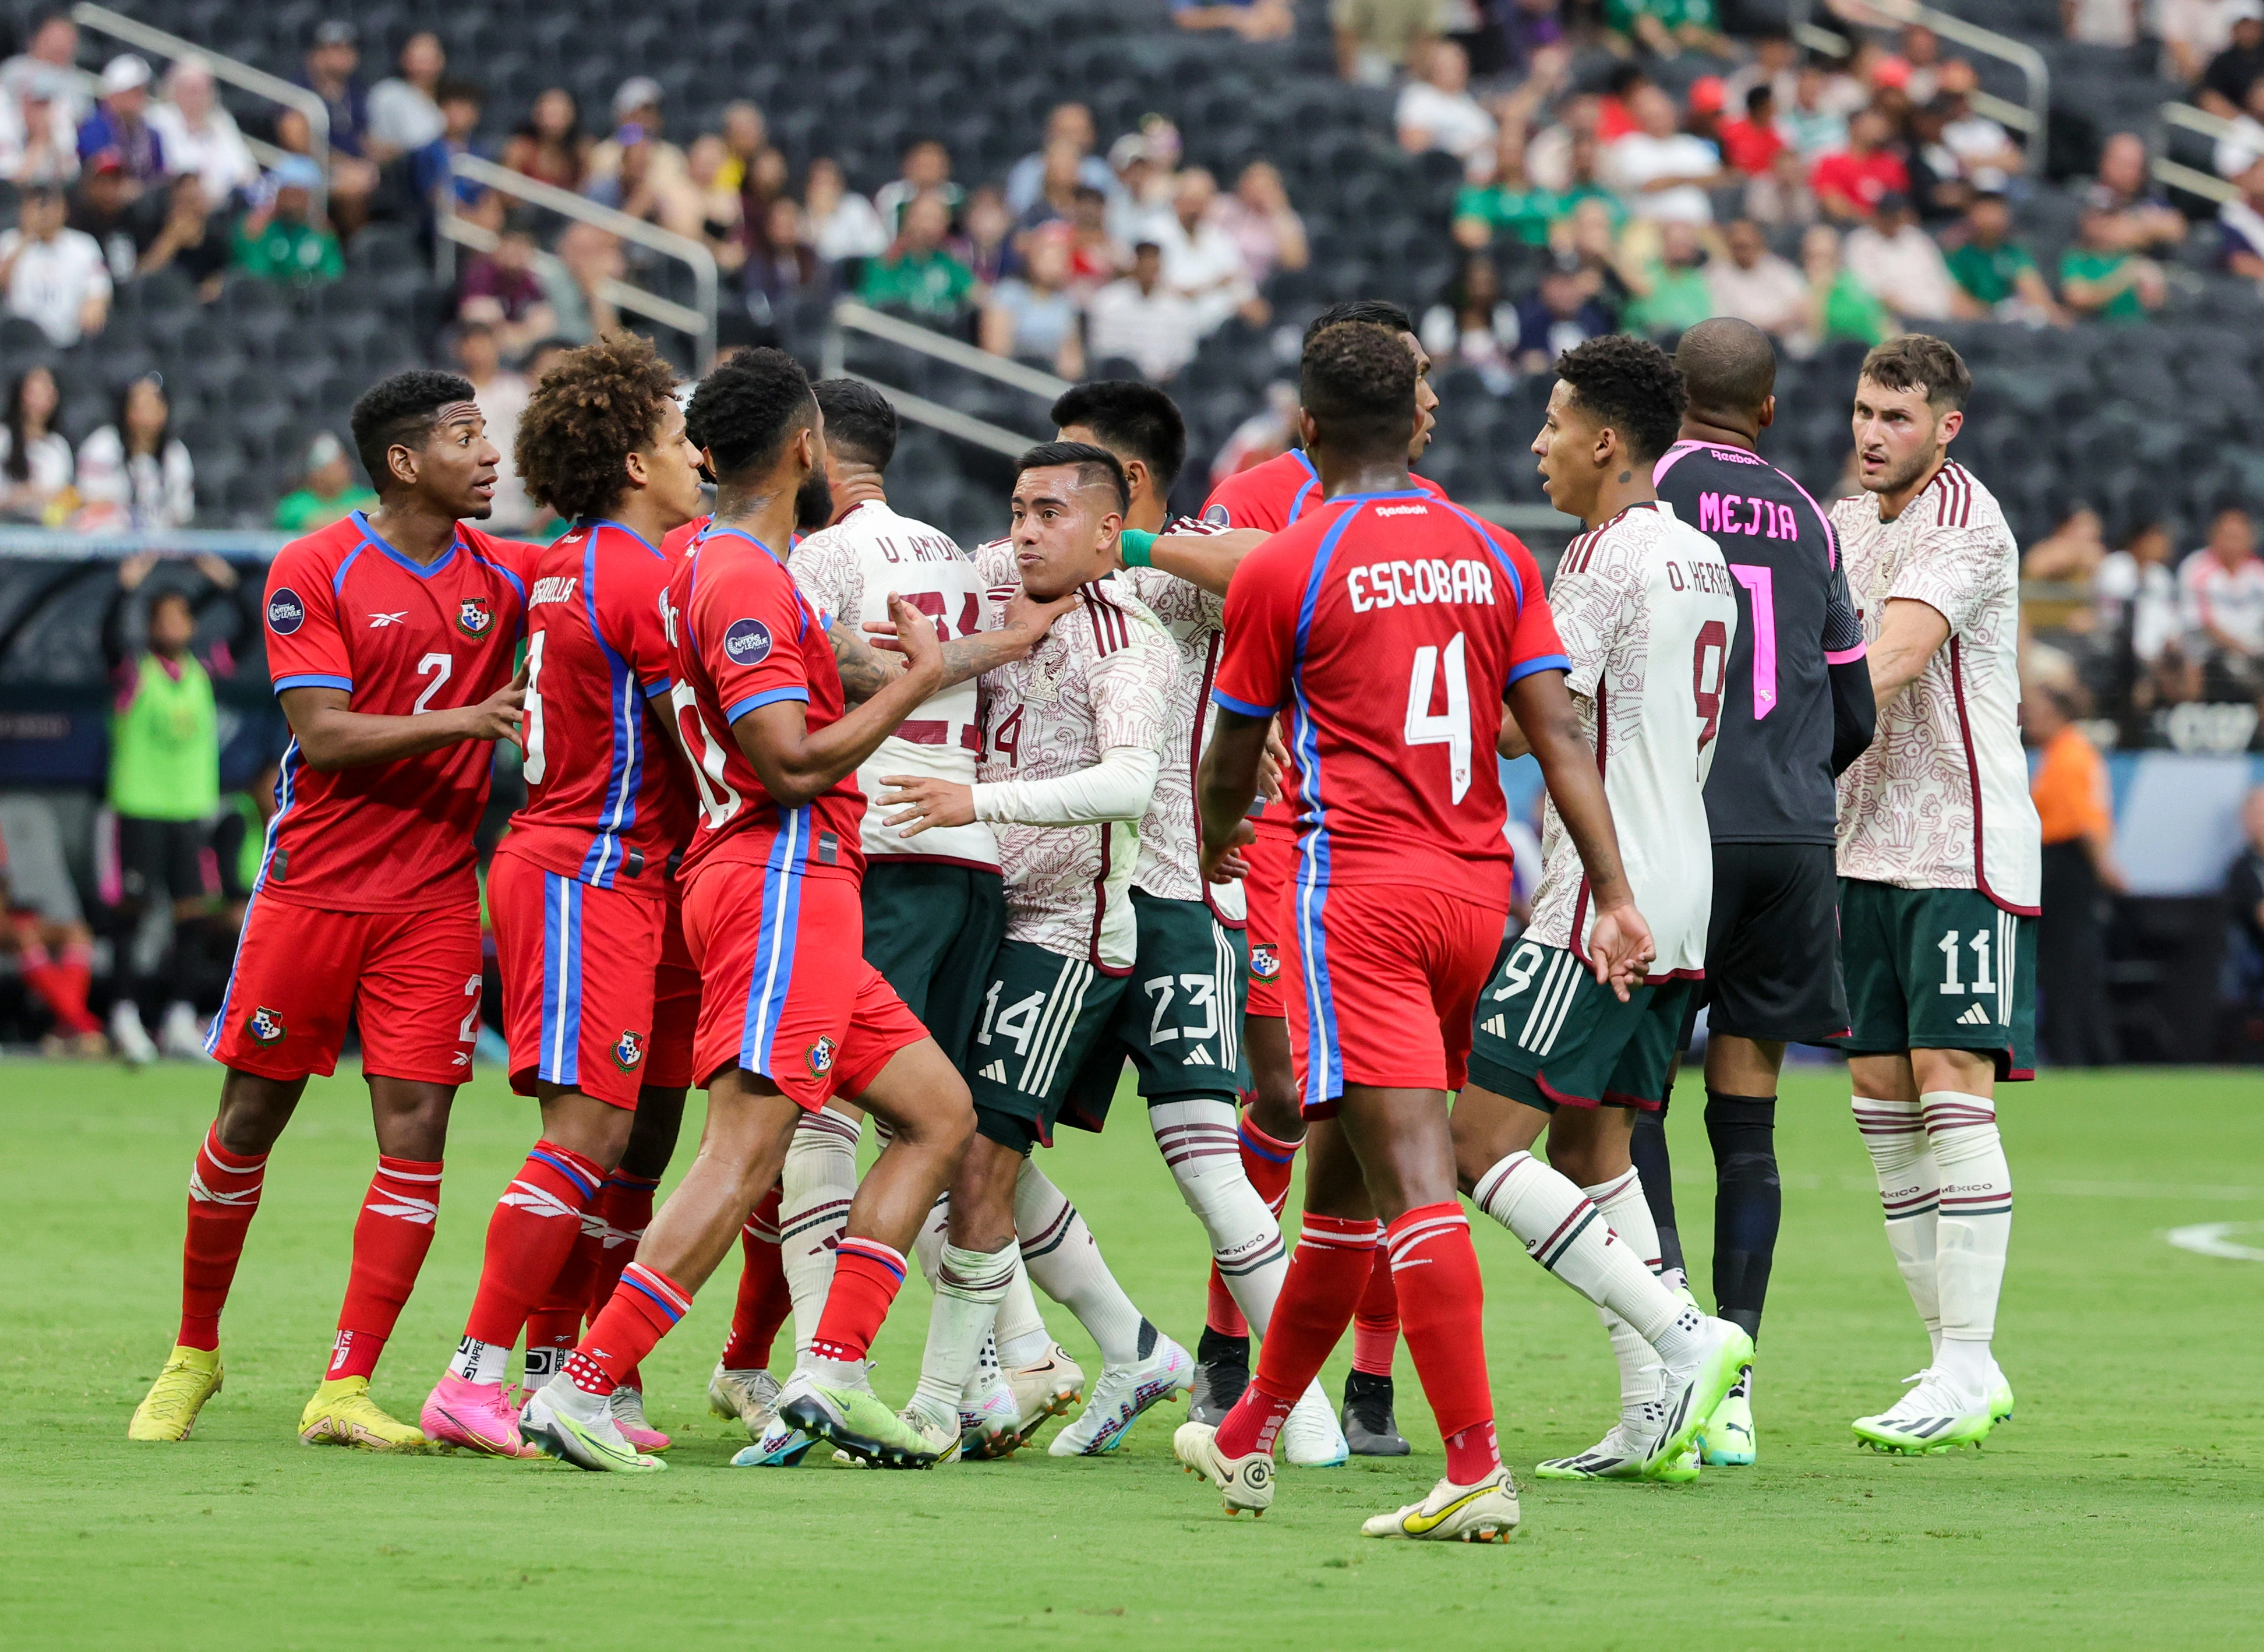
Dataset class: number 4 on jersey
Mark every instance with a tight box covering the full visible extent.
[1404,631,1472,802]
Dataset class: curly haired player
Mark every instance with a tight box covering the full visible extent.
[420,334,711,1457]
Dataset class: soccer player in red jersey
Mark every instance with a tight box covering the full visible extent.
[520,349,1052,1472]
[1177,322,1656,1540]
[419,335,709,1458]
[1185,299,1445,1454]
[128,371,536,1449]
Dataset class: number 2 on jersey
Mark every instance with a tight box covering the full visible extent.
[1404,632,1471,803]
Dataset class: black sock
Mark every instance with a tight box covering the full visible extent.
[1705,1090,1780,1343]
[1196,1325,1249,1367]
[1628,1101,1685,1280]
[1343,1368,1393,1402]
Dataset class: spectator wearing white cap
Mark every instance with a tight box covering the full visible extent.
[146,56,257,206]
[585,75,693,219]
[0,68,82,186]
[77,55,164,190]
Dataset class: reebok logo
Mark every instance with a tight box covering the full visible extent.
[1372,504,1429,517]
[979,1060,1008,1082]
[1956,1003,1993,1026]
[366,1194,438,1225]
[499,1180,579,1220]
[368,610,408,627]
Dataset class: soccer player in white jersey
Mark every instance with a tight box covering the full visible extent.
[1051,380,1350,1468]
[1451,336,1755,1481]
[876,443,1195,1459]
[723,381,1089,1465]
[1829,336,2035,1454]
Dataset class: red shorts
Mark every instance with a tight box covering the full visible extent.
[491,845,678,1109]
[207,894,482,1084]
[1280,881,1503,1118]
[681,858,926,1109]
[1242,818,1295,1019]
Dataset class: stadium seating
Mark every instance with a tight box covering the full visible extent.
[1,0,2258,552]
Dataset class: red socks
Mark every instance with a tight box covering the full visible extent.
[566,1262,690,1396]
[178,1126,266,1350]
[1386,1203,1499,1479]
[808,1237,906,1365]
[1214,1212,1376,1458]
[720,1185,792,1371]
[584,1170,658,1319]
[1206,1113,1299,1338]
[20,938,99,1036]
[1351,1246,1400,1375]
[326,1156,443,1381]
[462,1141,604,1350]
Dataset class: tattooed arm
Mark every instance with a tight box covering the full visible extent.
[858,587,1079,697]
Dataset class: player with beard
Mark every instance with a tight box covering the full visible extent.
[130,372,536,1449]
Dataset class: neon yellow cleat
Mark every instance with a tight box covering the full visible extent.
[299,1376,430,1452]
[128,1345,223,1441]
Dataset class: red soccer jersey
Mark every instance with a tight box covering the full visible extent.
[666,524,863,885]
[504,518,694,890]
[1211,488,1566,909]
[260,510,537,912]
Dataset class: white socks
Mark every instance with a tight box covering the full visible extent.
[1015,1157,1145,1365]
[1923,1091,2011,1395]
[993,1251,1053,1368]
[909,1241,1016,1429]
[1472,1152,1698,1361]
[1853,1092,1944,1357]
[779,1104,860,1368]
[449,1336,508,1385]
[1151,1098,1287,1335]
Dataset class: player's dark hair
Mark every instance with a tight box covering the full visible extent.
[1675,317,1776,421]
[1302,299,1414,351]
[1859,333,1972,412]
[684,347,818,483]
[811,378,898,471]
[514,333,680,523]
[350,369,481,492]
[1048,380,1188,492]
[1301,321,1417,463]
[1555,334,1687,465]
[1016,440,1129,516]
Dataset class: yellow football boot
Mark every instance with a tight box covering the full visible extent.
[128,1345,224,1441]
[299,1375,430,1452]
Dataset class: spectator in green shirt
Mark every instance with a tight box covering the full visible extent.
[1944,192,2069,324]
[1619,220,1714,335]
[859,190,976,321]
[273,431,376,532]
[1453,131,1560,250]
[2060,206,2166,323]
[1603,0,1730,58]
[1801,223,1891,345]
[231,156,342,284]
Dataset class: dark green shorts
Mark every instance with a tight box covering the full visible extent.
[966,937,1130,1154]
[1062,888,1250,1128]
[1831,878,2036,1081]
[861,860,1006,1072]
[1464,937,1694,1111]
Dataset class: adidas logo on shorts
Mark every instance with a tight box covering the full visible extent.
[979,1060,1009,1082]
[1956,1003,1994,1026]
[1482,1014,1507,1038]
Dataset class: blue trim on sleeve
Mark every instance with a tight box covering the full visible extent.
[274,673,352,694]
[727,686,809,722]
[1504,654,1570,686]
[1210,688,1276,719]
[642,677,673,700]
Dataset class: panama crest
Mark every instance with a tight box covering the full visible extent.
[806,1035,839,1077]
[1249,944,1281,982]
[246,1006,286,1046]
[612,1029,646,1072]
[457,596,495,637]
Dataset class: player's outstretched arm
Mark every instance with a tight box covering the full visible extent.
[1196,708,1267,884]
[734,593,948,806]
[1866,598,1950,712]
[280,666,527,772]
[1136,528,1267,598]
[1505,666,1654,998]
[860,587,1079,690]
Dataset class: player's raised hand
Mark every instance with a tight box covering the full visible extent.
[1584,901,1655,1003]
[458,659,528,747]
[884,591,944,683]
[1201,818,1257,885]
[877,775,975,836]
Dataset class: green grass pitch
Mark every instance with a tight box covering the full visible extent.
[4,1061,2259,1650]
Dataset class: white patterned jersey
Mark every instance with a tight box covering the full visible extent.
[973,539,1177,970]
[1110,516,1244,924]
[1831,461,2039,911]
[1527,500,1739,977]
[790,499,997,870]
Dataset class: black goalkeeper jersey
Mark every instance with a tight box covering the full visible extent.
[1654,440,1866,845]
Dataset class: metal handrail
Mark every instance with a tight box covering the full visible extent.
[442,152,719,370]
[70,2,329,217]
[844,374,1046,458]
[1789,0,2049,170]
[2157,102,2247,202]
[827,301,1075,400]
